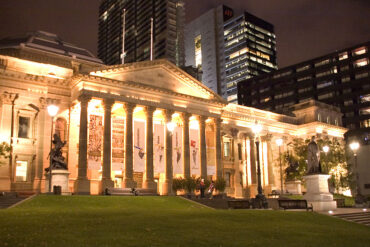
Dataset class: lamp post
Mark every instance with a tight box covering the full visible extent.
[350,141,362,204]
[252,122,267,208]
[276,138,283,195]
[47,104,59,193]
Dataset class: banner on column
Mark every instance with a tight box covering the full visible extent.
[154,123,165,173]
[206,128,216,176]
[112,116,125,171]
[88,115,103,170]
[190,128,200,175]
[173,126,183,175]
[134,120,145,172]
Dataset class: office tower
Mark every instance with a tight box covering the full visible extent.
[237,41,370,130]
[185,7,277,103]
[98,0,185,66]
[185,5,233,97]
[224,12,277,103]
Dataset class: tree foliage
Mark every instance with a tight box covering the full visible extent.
[0,142,11,166]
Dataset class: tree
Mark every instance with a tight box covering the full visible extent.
[0,142,11,166]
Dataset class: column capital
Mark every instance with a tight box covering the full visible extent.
[261,134,272,142]
[230,128,239,138]
[78,94,91,104]
[181,112,192,122]
[198,115,207,123]
[103,98,115,109]
[164,109,174,120]
[124,102,136,112]
[143,105,156,115]
[39,97,47,109]
[1,91,18,105]
[215,118,222,126]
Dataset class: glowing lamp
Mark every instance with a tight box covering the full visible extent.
[323,145,329,153]
[350,142,360,152]
[47,105,59,117]
[166,122,175,132]
[252,122,262,135]
[275,138,283,147]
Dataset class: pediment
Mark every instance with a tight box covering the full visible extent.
[90,59,226,103]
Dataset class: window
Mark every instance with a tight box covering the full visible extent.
[225,172,231,187]
[314,59,330,67]
[341,76,350,83]
[194,35,202,68]
[316,70,331,78]
[352,46,367,56]
[15,161,28,182]
[55,118,67,142]
[338,52,348,60]
[361,119,370,128]
[297,75,312,82]
[355,72,369,80]
[327,116,330,124]
[318,92,334,100]
[354,58,369,68]
[296,65,310,72]
[238,143,242,160]
[340,65,349,71]
[318,114,322,122]
[18,116,30,138]
[360,94,370,103]
[343,88,351,94]
[223,141,231,157]
[298,87,312,94]
[317,81,333,89]
[344,100,353,106]
[345,112,354,117]
[359,107,370,116]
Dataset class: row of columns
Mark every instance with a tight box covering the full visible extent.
[74,95,222,195]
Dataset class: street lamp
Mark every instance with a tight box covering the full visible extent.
[323,145,329,154]
[166,121,175,133]
[350,141,362,204]
[276,138,283,195]
[47,104,59,193]
[252,122,267,208]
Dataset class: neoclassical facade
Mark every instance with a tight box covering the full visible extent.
[0,39,347,197]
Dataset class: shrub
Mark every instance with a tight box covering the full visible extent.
[215,178,226,193]
[172,178,184,193]
[0,142,11,166]
[183,177,197,194]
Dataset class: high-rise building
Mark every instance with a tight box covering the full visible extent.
[184,5,233,97]
[185,7,277,103]
[237,41,370,130]
[98,0,185,66]
[224,12,277,103]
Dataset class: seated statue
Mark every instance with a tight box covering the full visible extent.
[45,134,67,172]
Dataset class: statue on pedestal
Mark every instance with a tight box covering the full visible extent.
[45,134,67,172]
[307,136,321,174]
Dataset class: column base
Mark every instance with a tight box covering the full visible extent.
[74,178,90,195]
[100,179,114,194]
[161,179,172,195]
[143,179,157,191]
[123,178,136,188]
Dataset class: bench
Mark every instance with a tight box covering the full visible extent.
[268,190,280,198]
[278,199,313,211]
[227,200,250,209]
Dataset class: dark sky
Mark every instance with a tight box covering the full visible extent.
[0,0,369,68]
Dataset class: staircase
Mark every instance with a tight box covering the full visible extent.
[0,192,31,209]
[334,212,370,226]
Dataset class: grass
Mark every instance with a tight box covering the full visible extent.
[0,195,369,247]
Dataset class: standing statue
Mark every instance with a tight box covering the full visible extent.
[45,134,67,172]
[307,136,321,174]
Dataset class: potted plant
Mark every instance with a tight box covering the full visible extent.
[183,177,197,198]
[215,178,227,198]
[172,178,184,195]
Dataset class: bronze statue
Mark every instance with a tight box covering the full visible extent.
[307,136,321,174]
[45,134,67,172]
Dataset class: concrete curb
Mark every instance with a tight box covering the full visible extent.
[178,196,216,210]
[7,194,38,209]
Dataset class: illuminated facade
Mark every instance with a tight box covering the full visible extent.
[224,12,277,103]
[0,34,347,197]
[98,0,185,66]
[238,41,370,130]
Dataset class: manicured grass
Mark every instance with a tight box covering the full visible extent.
[0,195,369,247]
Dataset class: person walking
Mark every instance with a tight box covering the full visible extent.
[208,180,215,199]
[200,179,205,198]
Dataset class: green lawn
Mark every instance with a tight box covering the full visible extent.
[0,196,369,247]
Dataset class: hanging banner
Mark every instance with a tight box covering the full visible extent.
[112,116,125,171]
[190,128,200,175]
[134,120,145,172]
[154,123,165,174]
[206,127,216,175]
[173,125,183,175]
[88,115,103,170]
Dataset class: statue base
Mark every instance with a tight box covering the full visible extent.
[285,180,302,195]
[303,174,337,211]
[45,169,71,195]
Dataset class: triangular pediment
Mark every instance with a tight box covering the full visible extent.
[90,59,226,103]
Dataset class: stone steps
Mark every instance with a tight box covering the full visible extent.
[0,192,33,209]
[334,212,370,226]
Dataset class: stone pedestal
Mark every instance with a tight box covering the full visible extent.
[285,180,302,195]
[303,174,337,211]
[46,170,71,195]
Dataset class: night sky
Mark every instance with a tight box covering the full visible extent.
[0,0,369,68]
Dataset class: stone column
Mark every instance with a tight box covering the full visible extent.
[249,134,257,184]
[162,109,173,195]
[123,102,135,188]
[0,92,18,191]
[215,118,222,180]
[182,113,191,178]
[199,116,207,179]
[101,98,115,193]
[74,94,91,195]
[231,128,243,198]
[143,106,156,190]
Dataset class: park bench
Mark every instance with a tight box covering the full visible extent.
[278,199,313,211]
[227,199,251,209]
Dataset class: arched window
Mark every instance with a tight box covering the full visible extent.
[55,118,67,142]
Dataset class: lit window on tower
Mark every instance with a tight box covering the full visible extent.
[194,35,202,69]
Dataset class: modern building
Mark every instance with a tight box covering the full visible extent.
[224,12,277,103]
[98,0,185,66]
[0,32,347,199]
[237,41,370,130]
[185,5,233,98]
[185,7,277,103]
